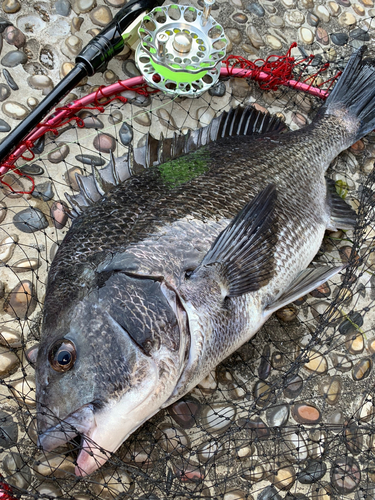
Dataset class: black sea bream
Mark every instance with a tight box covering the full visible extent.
[34,47,375,476]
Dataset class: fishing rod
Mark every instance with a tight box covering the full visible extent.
[0,0,164,167]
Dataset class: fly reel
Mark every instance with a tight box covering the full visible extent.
[135,2,228,97]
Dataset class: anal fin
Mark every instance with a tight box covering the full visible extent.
[266,265,343,315]
[326,178,357,230]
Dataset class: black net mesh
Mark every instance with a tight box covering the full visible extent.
[1,5,375,499]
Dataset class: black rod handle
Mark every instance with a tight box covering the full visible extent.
[0,63,87,165]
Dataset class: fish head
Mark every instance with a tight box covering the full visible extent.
[35,271,188,476]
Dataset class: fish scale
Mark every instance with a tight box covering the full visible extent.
[36,48,375,476]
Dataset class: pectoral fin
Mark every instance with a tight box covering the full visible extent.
[190,184,278,297]
[326,178,357,230]
[266,265,343,314]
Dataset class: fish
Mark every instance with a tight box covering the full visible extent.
[33,46,375,477]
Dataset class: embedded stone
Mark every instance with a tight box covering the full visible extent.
[338,12,356,25]
[35,451,75,478]
[292,403,321,424]
[108,110,123,125]
[316,27,329,45]
[266,35,282,50]
[10,257,41,273]
[10,376,36,407]
[339,311,363,335]
[55,0,71,16]
[314,4,330,21]
[331,32,349,45]
[27,97,39,109]
[3,26,25,48]
[224,490,248,500]
[299,27,314,44]
[155,424,190,455]
[91,470,132,498]
[246,2,265,16]
[246,25,264,48]
[0,83,10,102]
[232,13,248,23]
[304,350,327,374]
[276,305,297,321]
[285,431,308,462]
[285,10,304,27]
[242,460,265,482]
[31,136,45,155]
[238,417,270,440]
[18,163,44,175]
[0,326,21,347]
[253,380,273,407]
[328,1,341,14]
[266,404,289,427]
[330,352,352,372]
[306,12,319,26]
[122,59,141,77]
[1,173,26,198]
[352,357,372,381]
[283,374,303,398]
[257,485,282,500]
[345,423,363,454]
[32,181,54,202]
[351,27,370,41]
[3,69,18,90]
[13,208,48,233]
[272,466,296,490]
[4,280,37,319]
[90,5,112,26]
[198,439,222,463]
[298,460,327,484]
[27,75,53,91]
[133,110,151,127]
[201,403,236,433]
[327,410,345,432]
[0,411,18,449]
[93,133,116,153]
[3,453,31,490]
[47,143,70,163]
[119,121,133,146]
[0,202,6,223]
[1,50,26,67]
[258,345,271,380]
[65,35,83,55]
[2,101,28,120]
[63,166,84,192]
[310,282,331,298]
[50,201,69,230]
[319,376,341,405]
[0,348,19,378]
[168,397,200,429]
[345,332,364,355]
[0,234,18,263]
[353,3,365,14]
[82,115,104,129]
[209,80,226,97]
[331,457,361,493]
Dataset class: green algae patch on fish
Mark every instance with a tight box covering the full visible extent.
[158,148,210,188]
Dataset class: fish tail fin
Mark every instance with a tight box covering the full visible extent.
[316,46,375,141]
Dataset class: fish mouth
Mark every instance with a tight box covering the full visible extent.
[37,402,108,476]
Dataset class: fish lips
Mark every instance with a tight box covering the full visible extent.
[37,403,95,454]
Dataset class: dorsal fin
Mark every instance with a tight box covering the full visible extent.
[65,106,287,218]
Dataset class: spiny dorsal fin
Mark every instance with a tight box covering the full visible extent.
[266,265,344,314]
[189,184,278,297]
[65,107,287,218]
[326,178,357,230]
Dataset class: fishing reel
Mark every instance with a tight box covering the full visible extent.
[135,1,227,97]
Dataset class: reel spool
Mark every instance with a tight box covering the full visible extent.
[135,2,228,97]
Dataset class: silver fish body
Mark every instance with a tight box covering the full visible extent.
[35,47,375,476]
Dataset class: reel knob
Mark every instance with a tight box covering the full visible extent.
[135,3,227,97]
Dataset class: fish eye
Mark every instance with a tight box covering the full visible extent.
[48,339,76,373]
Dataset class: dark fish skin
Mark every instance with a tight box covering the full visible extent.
[44,115,348,330]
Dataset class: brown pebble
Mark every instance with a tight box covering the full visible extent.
[3,26,26,48]
[316,27,329,45]
[345,332,364,355]
[272,466,296,490]
[63,166,83,192]
[352,357,372,381]
[304,350,328,374]
[319,376,341,405]
[275,305,297,321]
[253,380,273,407]
[310,282,331,298]
[4,281,37,319]
[93,133,116,153]
[47,143,70,163]
[2,0,21,13]
[50,201,69,229]
[292,403,322,424]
